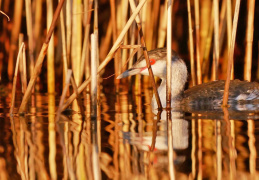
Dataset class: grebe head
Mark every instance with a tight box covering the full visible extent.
[117,48,187,82]
[117,48,188,108]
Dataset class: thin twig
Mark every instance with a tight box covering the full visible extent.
[0,10,10,21]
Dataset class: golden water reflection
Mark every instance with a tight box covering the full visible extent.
[1,88,259,179]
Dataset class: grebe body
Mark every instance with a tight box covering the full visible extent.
[117,48,259,109]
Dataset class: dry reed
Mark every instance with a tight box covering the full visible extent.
[194,0,202,84]
[187,0,196,86]
[66,0,72,67]
[166,0,173,109]
[25,0,35,77]
[59,0,68,89]
[71,0,82,86]
[18,34,25,93]
[60,0,147,111]
[244,0,255,81]
[47,0,55,93]
[19,0,66,114]
[91,33,98,116]
[10,43,25,115]
[213,0,219,80]
[8,0,23,80]
[223,0,241,106]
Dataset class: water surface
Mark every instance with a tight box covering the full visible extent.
[0,83,259,179]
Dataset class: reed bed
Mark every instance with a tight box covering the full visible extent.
[1,0,256,98]
[0,1,258,178]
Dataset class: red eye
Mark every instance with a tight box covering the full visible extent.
[150,59,156,65]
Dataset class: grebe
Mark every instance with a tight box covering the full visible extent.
[117,48,259,109]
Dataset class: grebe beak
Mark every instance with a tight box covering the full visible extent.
[116,67,143,79]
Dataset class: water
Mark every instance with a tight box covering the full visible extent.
[1,83,259,179]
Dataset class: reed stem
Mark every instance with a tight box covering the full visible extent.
[223,0,241,106]
[19,0,66,114]
[47,0,55,93]
[8,0,23,80]
[10,43,25,115]
[213,0,219,80]
[187,0,196,86]
[166,0,173,109]
[194,0,202,84]
[244,0,255,81]
[91,33,98,117]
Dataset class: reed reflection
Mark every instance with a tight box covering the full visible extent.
[3,87,259,179]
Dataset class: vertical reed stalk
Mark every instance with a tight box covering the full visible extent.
[128,21,136,68]
[94,0,99,68]
[187,0,196,86]
[120,0,129,73]
[166,0,173,109]
[19,0,66,113]
[91,33,98,117]
[244,0,255,81]
[218,0,226,54]
[79,0,92,85]
[99,19,112,61]
[47,0,55,93]
[34,0,42,51]
[22,46,27,93]
[226,0,234,80]
[202,4,214,81]
[59,0,68,89]
[72,0,82,85]
[10,43,25,115]
[200,0,211,70]
[110,0,119,76]
[18,34,25,93]
[66,0,72,67]
[151,0,160,49]
[8,0,23,80]
[25,0,35,76]
[222,0,241,106]
[194,0,202,84]
[213,0,219,80]
[145,0,153,49]
[157,3,167,47]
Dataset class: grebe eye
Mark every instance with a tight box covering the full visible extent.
[150,59,156,65]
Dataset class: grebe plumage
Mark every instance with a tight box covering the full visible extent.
[117,48,259,109]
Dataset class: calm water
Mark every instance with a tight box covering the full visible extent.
[1,82,259,180]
